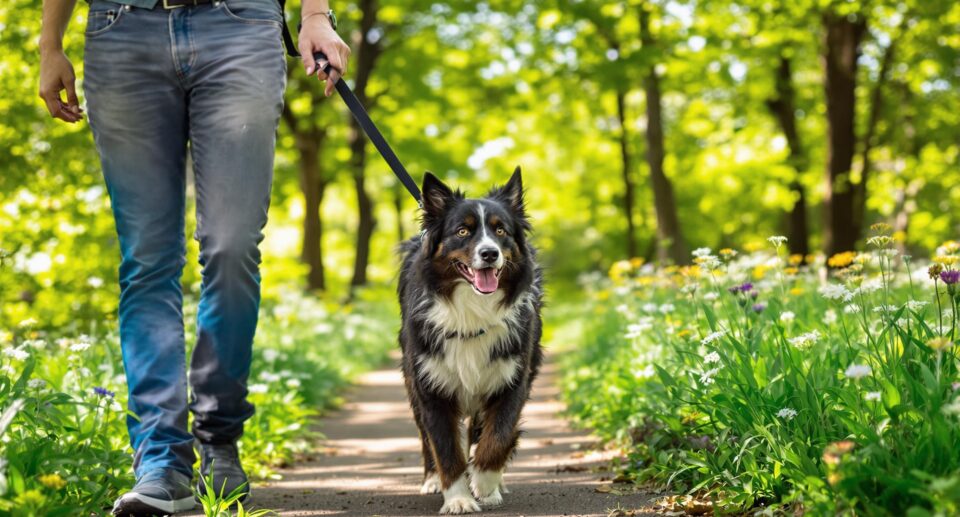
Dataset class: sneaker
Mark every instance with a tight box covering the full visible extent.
[197,442,249,502]
[112,468,195,516]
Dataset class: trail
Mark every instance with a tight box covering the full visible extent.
[242,355,655,516]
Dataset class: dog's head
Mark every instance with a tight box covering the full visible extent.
[419,167,532,298]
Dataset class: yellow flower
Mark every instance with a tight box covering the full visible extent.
[870,222,892,234]
[676,329,693,339]
[608,260,633,284]
[15,490,46,508]
[595,290,611,301]
[941,240,960,254]
[789,287,804,296]
[629,257,644,268]
[828,252,857,269]
[788,254,804,266]
[719,248,737,259]
[934,256,960,266]
[680,265,701,278]
[752,265,770,280]
[784,267,799,276]
[927,337,954,351]
[827,473,842,486]
[38,473,66,490]
[744,241,765,253]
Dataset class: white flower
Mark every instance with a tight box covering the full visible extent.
[642,303,658,313]
[658,303,675,314]
[703,292,719,301]
[824,309,838,325]
[625,323,649,340]
[699,367,720,385]
[943,396,960,417]
[844,304,861,314]
[17,318,37,328]
[634,364,655,379]
[262,349,280,362]
[864,391,882,402]
[819,284,853,302]
[2,347,29,361]
[27,379,46,389]
[87,277,104,288]
[615,304,631,315]
[285,378,302,389]
[704,351,721,364]
[701,330,726,346]
[776,407,798,420]
[780,311,796,323]
[844,364,872,380]
[258,371,281,383]
[788,331,821,349]
[906,300,929,311]
[692,247,713,258]
[69,342,91,353]
[873,305,899,314]
[767,236,788,247]
[248,384,268,394]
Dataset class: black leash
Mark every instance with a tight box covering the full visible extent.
[277,1,423,206]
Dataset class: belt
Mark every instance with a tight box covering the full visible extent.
[161,0,213,8]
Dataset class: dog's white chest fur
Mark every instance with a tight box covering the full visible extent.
[419,285,521,411]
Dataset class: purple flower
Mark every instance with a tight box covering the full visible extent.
[93,386,115,398]
[753,303,767,313]
[728,282,754,295]
[941,270,960,285]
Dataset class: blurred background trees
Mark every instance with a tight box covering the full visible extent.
[1,0,959,317]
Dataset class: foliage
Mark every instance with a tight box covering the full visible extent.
[0,286,396,515]
[561,229,960,515]
[195,463,275,517]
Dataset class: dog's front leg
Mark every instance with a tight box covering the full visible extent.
[417,389,480,514]
[471,384,528,506]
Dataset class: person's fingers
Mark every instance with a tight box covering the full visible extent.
[338,46,350,77]
[324,69,341,97]
[323,44,344,76]
[64,75,83,119]
[299,41,315,74]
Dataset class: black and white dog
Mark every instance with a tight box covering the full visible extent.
[398,167,544,514]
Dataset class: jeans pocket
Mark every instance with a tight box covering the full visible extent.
[219,0,283,28]
[85,2,125,36]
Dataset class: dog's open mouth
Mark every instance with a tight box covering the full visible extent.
[454,261,502,294]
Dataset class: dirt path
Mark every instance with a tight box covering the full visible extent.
[245,355,655,516]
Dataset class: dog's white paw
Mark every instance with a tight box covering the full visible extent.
[469,468,503,503]
[421,473,442,494]
[440,475,480,514]
[439,496,481,514]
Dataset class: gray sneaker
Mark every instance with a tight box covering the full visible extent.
[112,469,195,516]
[197,442,249,501]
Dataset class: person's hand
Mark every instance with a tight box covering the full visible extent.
[39,49,83,123]
[298,13,350,97]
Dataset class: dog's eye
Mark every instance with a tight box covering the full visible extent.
[495,227,506,236]
[457,227,470,237]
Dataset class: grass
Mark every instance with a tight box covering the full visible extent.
[0,285,397,515]
[561,228,960,515]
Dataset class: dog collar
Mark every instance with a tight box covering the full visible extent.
[446,328,486,340]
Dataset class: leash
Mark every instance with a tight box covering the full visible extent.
[276,1,422,206]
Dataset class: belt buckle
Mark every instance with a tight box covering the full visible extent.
[162,0,185,8]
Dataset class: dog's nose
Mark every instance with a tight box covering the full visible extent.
[479,247,500,264]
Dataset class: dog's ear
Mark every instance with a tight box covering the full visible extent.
[499,166,525,215]
[421,172,455,222]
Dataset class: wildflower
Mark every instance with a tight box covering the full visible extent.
[248,383,269,394]
[642,303,658,313]
[87,276,104,288]
[870,222,892,233]
[704,351,721,364]
[819,284,853,302]
[285,378,302,389]
[634,364,655,379]
[929,263,944,280]
[658,304,675,314]
[2,347,29,361]
[844,304,861,314]
[828,252,857,269]
[943,395,960,417]
[873,305,899,314]
[789,287,804,296]
[938,240,960,255]
[17,318,38,328]
[27,379,46,389]
[928,337,954,351]
[699,368,720,386]
[702,292,719,301]
[822,441,856,465]
[844,364,872,380]
[752,303,766,313]
[693,255,720,270]
[776,407,797,420]
[92,386,115,398]
[788,331,821,349]
[692,247,712,258]
[38,473,66,490]
[727,282,753,295]
[934,256,960,266]
[701,330,726,346]
[69,342,91,353]
[824,309,837,325]
[864,391,882,402]
[941,269,960,285]
[785,267,799,276]
[719,248,737,259]
[866,235,892,248]
[767,235,788,248]
[780,311,795,323]
[906,300,930,311]
[14,490,45,507]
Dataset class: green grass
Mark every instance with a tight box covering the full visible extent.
[560,229,960,515]
[0,285,397,515]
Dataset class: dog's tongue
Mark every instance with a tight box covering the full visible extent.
[473,268,499,293]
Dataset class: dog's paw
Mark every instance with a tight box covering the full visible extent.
[478,488,503,506]
[439,496,481,514]
[469,469,503,501]
[499,480,510,494]
[421,473,442,494]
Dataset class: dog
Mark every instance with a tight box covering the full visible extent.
[397,167,544,514]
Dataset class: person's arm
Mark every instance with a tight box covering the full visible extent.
[39,0,83,123]
[298,0,351,97]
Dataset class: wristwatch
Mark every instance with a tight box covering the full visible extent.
[326,9,337,31]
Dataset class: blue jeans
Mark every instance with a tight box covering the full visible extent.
[83,0,286,478]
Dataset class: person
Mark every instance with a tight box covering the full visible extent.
[38,0,349,514]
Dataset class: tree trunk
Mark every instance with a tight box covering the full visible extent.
[349,0,382,288]
[616,88,639,259]
[639,6,687,264]
[766,54,811,258]
[822,12,866,255]
[282,105,328,291]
